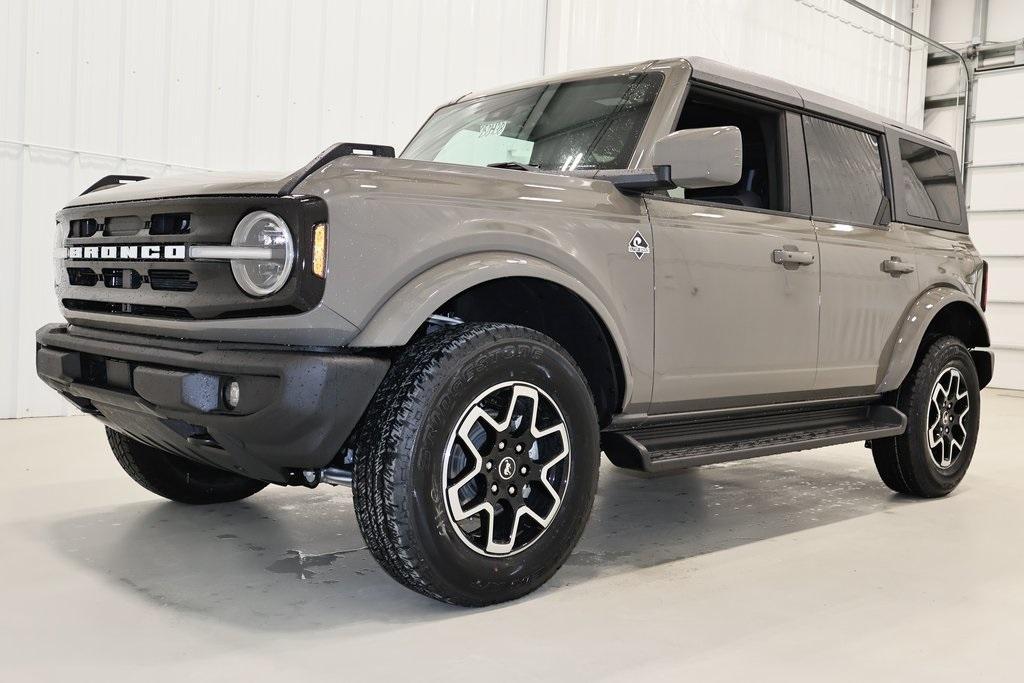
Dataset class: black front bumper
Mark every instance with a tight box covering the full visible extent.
[36,323,390,483]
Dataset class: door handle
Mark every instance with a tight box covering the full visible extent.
[772,248,815,268]
[882,257,916,277]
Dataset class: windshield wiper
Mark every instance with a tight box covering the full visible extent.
[487,161,540,171]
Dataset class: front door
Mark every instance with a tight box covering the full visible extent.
[647,199,820,412]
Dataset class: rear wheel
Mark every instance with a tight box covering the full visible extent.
[352,323,600,606]
[107,428,268,504]
[871,336,980,498]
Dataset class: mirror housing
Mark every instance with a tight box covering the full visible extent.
[652,125,743,189]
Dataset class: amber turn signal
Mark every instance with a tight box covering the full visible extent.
[312,223,328,278]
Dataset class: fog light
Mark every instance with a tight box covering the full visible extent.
[224,380,241,409]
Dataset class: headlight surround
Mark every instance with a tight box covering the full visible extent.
[230,211,295,297]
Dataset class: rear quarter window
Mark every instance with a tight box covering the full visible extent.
[899,139,962,224]
[803,116,887,226]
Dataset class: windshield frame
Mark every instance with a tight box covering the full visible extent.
[400,64,684,175]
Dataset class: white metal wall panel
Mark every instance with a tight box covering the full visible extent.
[963,69,1024,389]
[969,213,1024,256]
[544,0,916,122]
[971,120,1024,166]
[973,69,1024,121]
[986,303,1024,347]
[985,259,1024,304]
[1,0,546,418]
[927,0,973,45]
[985,0,1024,44]
[968,167,1024,212]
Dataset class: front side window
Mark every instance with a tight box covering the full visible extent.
[402,73,663,172]
[803,116,887,225]
[667,87,786,211]
[899,139,961,224]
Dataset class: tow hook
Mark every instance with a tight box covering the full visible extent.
[300,467,353,488]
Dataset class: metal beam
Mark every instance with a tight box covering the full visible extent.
[972,0,989,46]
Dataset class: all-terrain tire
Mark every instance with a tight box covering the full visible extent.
[871,336,980,498]
[107,428,268,504]
[352,323,600,606]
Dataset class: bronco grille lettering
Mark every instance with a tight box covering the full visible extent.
[66,245,186,261]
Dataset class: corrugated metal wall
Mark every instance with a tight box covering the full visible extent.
[2,0,918,418]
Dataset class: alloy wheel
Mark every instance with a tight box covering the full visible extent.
[442,381,571,556]
[927,366,970,470]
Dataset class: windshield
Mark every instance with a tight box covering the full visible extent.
[402,72,664,172]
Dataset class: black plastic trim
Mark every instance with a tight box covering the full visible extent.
[36,323,390,483]
[80,175,149,196]
[279,142,395,196]
[601,165,674,192]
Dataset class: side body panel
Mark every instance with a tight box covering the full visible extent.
[646,199,820,412]
[874,223,987,394]
[294,156,656,413]
[814,220,920,391]
[902,225,984,301]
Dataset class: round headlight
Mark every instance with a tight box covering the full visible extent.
[230,211,295,297]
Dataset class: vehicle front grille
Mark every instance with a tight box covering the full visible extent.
[69,213,191,238]
[149,269,198,292]
[63,299,194,319]
[57,195,326,321]
[67,267,98,286]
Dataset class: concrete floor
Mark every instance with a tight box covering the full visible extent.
[2,390,1023,681]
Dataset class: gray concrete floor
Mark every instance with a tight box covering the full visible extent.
[2,390,1023,681]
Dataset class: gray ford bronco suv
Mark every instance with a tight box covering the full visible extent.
[37,57,991,606]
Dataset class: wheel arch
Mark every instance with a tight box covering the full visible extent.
[877,287,992,393]
[349,252,633,421]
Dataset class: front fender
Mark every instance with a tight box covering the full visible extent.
[349,251,635,404]
[876,287,990,393]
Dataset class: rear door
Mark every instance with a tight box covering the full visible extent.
[804,116,921,392]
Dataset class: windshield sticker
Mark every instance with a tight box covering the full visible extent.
[478,120,508,138]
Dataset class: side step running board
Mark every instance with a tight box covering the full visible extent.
[601,403,906,473]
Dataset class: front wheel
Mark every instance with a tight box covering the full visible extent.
[871,336,981,498]
[107,428,268,504]
[352,323,600,606]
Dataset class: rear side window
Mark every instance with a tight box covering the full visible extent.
[899,139,961,224]
[803,116,887,225]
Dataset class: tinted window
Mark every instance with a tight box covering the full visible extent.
[899,139,961,224]
[402,73,663,171]
[803,117,887,225]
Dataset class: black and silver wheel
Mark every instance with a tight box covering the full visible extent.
[353,323,600,606]
[872,335,980,498]
[106,428,268,504]
[926,366,971,470]
[444,381,571,557]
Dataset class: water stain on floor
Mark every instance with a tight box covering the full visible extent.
[265,548,366,580]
